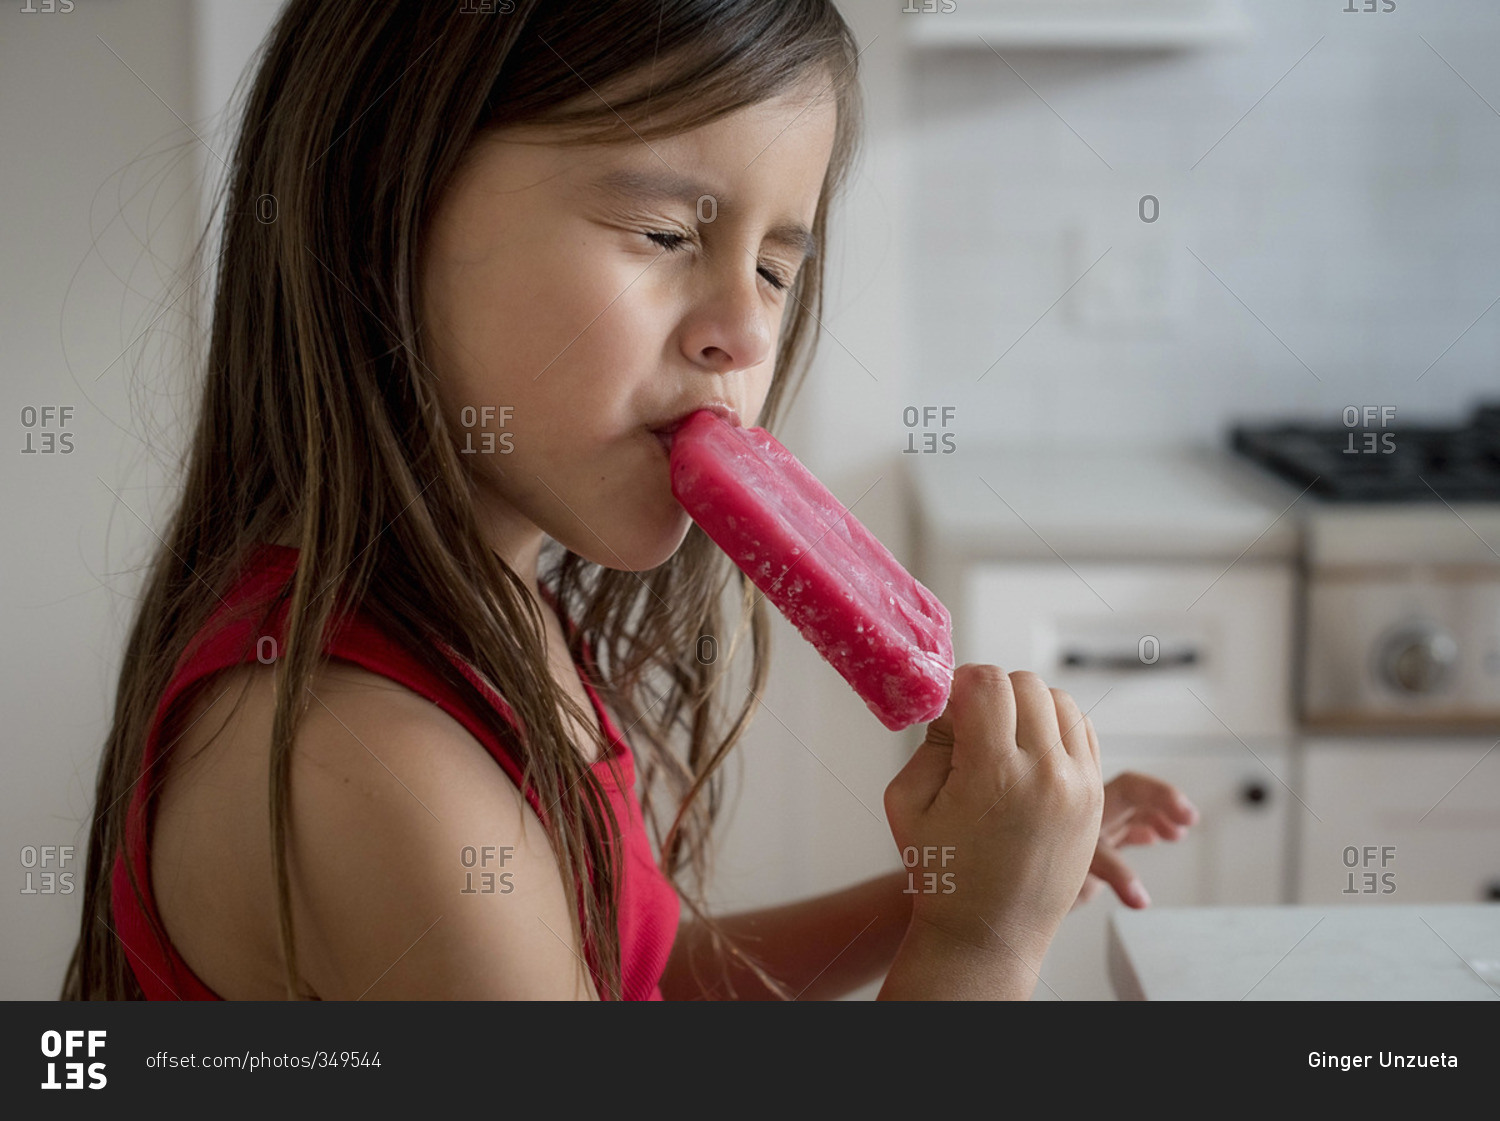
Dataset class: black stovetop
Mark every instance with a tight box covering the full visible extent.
[1231,402,1500,502]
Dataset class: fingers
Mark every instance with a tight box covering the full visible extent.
[1148,809,1192,841]
[886,738,948,821]
[1118,771,1199,826]
[1105,808,1191,846]
[1009,671,1060,757]
[945,664,1018,770]
[887,715,959,820]
[888,664,1014,819]
[1164,787,1199,827]
[1089,842,1150,908]
[1103,771,1201,834]
[1050,688,1092,762]
[1084,714,1100,767]
[1147,774,1198,825]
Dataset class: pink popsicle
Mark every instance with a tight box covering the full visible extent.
[669,410,954,731]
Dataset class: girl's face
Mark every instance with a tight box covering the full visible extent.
[420,72,838,575]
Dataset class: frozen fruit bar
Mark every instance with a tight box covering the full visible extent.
[669,410,954,731]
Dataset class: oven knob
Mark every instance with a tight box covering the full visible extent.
[1379,627,1459,694]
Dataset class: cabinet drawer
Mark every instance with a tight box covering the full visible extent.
[962,561,1294,739]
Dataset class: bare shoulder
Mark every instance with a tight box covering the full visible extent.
[152,658,596,1000]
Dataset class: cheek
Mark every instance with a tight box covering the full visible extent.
[466,247,663,400]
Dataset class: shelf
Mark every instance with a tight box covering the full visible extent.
[904,0,1250,50]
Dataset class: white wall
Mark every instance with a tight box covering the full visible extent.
[902,0,1500,448]
[2,0,199,998]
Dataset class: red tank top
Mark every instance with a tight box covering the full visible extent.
[110,542,679,1000]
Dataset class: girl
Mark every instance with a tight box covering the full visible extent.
[65,0,1195,1001]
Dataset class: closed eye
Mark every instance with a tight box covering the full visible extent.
[645,231,792,292]
[645,230,692,253]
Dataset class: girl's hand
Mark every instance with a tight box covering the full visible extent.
[883,664,1104,972]
[1072,770,1200,910]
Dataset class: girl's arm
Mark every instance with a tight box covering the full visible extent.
[659,870,913,1000]
[660,772,1195,999]
[664,666,1105,1001]
[280,664,602,999]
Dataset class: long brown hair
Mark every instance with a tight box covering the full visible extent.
[63,0,862,1000]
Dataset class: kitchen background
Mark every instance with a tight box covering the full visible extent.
[4,0,1497,998]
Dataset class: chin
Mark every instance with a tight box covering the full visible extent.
[573,509,694,573]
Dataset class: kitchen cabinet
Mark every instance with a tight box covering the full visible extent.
[961,561,1294,739]
[902,0,1250,51]
[905,430,1500,995]
[909,447,1303,997]
[947,559,1298,998]
[1036,742,1292,1000]
[1296,739,1500,906]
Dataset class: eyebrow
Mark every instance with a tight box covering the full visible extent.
[588,168,819,261]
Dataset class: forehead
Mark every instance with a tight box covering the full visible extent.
[593,78,836,227]
[478,71,838,206]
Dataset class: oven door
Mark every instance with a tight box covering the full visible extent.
[1302,564,1500,730]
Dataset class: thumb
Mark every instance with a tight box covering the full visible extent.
[1089,842,1151,908]
[886,708,955,820]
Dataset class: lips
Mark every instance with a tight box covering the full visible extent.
[652,403,742,454]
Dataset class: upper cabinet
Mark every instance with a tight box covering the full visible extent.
[902,0,1251,50]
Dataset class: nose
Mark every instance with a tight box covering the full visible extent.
[677,256,777,377]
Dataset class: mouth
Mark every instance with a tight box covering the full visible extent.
[651,402,742,455]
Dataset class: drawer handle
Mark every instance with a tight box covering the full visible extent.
[1060,648,1200,672]
[1240,780,1270,807]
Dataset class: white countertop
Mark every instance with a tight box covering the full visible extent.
[1109,904,1500,1000]
[909,444,1306,562]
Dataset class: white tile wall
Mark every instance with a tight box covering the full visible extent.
[902,0,1500,447]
